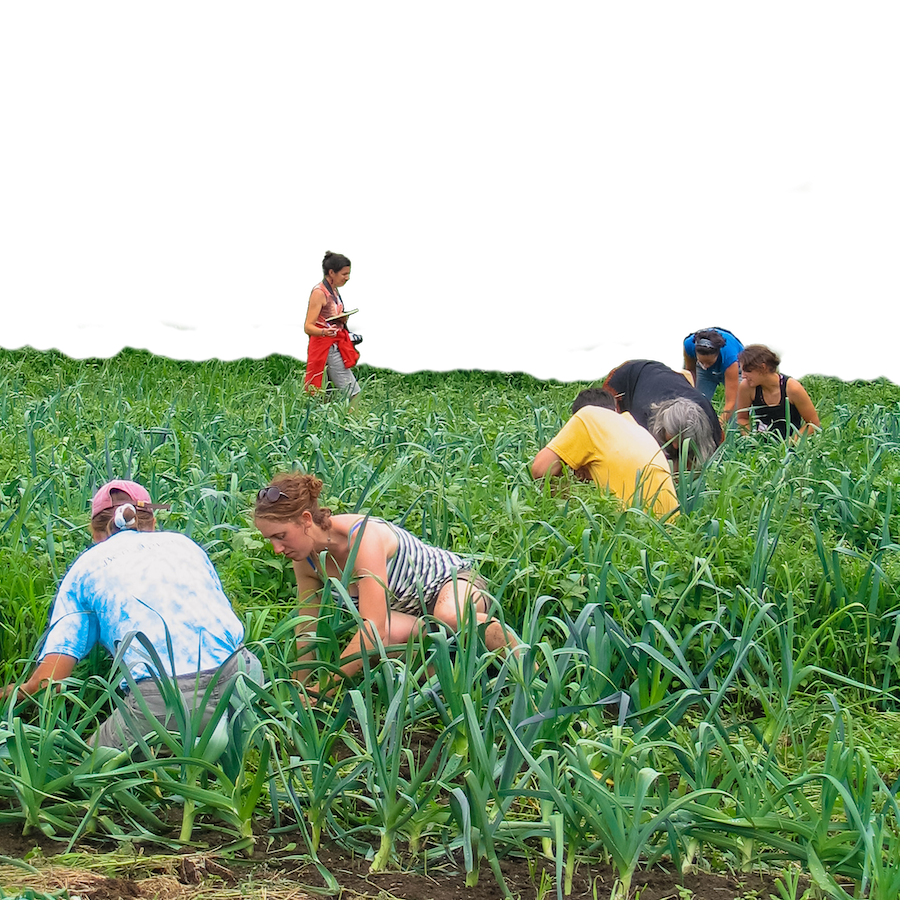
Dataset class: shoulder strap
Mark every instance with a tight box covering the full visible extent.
[347,518,366,548]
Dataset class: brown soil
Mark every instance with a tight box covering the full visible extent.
[0,821,802,900]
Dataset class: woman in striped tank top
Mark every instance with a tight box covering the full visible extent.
[254,473,519,689]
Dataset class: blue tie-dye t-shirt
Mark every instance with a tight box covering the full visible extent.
[39,530,244,685]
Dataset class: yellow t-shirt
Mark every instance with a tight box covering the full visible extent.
[548,408,678,516]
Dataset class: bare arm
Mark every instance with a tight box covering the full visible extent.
[683,351,697,380]
[735,379,753,432]
[786,378,821,436]
[531,446,564,479]
[292,560,325,683]
[335,529,416,683]
[722,362,740,420]
[1,654,77,700]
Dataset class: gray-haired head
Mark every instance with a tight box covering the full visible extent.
[648,397,718,469]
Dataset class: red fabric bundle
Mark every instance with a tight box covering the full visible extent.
[304,329,360,391]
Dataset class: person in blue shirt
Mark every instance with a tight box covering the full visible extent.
[1,479,261,749]
[682,327,744,423]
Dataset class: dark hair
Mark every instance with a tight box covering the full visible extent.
[91,489,156,537]
[739,344,781,373]
[255,472,333,528]
[693,329,727,354]
[322,251,351,278]
[572,387,617,415]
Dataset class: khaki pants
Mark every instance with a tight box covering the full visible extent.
[92,647,263,751]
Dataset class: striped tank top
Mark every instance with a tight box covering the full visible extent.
[307,518,477,615]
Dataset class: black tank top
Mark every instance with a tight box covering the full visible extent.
[752,374,802,439]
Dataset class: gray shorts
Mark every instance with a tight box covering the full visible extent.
[91,647,263,751]
[326,345,361,398]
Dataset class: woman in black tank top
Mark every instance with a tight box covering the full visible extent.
[735,344,821,440]
[750,373,802,437]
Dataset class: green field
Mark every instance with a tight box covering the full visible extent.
[2,347,900,900]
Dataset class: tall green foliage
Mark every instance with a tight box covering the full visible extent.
[2,348,900,895]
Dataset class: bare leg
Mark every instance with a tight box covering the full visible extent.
[430,578,522,657]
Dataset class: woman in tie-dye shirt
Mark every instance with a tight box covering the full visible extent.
[1,479,261,749]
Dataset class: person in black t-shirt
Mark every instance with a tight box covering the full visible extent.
[603,359,722,470]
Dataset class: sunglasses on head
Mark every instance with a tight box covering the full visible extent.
[257,487,289,503]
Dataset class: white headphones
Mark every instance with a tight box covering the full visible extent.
[113,503,137,530]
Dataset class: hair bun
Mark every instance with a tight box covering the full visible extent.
[303,474,324,502]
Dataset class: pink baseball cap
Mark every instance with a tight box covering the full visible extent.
[90,480,168,517]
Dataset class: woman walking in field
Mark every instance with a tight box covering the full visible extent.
[304,250,361,404]
[1,480,261,749]
[736,344,821,439]
[254,473,519,688]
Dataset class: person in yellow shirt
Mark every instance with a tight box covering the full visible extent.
[531,388,679,517]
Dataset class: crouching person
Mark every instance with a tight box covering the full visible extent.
[531,388,679,517]
[603,359,722,470]
[1,479,262,750]
[254,472,523,691]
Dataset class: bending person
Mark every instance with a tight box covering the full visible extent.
[736,344,821,439]
[254,473,518,687]
[603,359,722,469]
[531,388,678,517]
[304,250,361,404]
[682,327,744,421]
[1,480,261,750]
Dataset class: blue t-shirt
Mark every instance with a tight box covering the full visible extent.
[683,328,743,376]
[40,530,244,685]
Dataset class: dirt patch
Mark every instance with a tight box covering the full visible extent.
[0,822,68,858]
[286,846,788,900]
[0,834,794,900]
[78,875,143,899]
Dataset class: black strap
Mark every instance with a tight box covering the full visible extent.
[321,279,341,305]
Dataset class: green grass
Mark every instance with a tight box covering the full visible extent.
[2,347,900,897]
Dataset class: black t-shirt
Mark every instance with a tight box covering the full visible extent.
[604,360,723,443]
